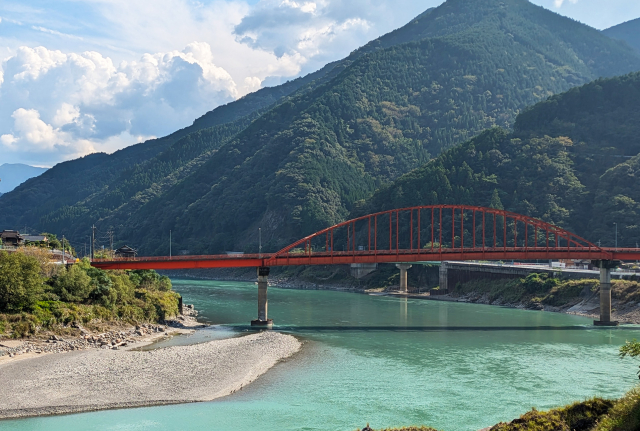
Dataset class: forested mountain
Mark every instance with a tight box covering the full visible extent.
[604,18,640,54]
[0,56,341,234]
[2,0,640,255]
[0,164,47,194]
[359,72,640,248]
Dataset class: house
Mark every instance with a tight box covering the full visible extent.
[114,245,137,258]
[0,230,24,247]
[22,235,48,244]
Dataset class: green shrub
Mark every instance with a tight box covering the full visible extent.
[0,251,44,313]
[491,397,613,431]
[522,273,558,294]
[595,387,640,431]
[52,264,93,302]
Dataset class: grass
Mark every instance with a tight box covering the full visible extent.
[595,387,640,431]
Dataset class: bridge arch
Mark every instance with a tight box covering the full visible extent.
[265,205,608,266]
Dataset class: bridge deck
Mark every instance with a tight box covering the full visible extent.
[91,248,640,270]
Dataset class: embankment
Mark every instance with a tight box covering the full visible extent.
[0,331,301,419]
[448,273,640,324]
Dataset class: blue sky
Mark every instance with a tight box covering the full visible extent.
[1,0,639,167]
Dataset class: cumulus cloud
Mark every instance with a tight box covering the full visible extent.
[0,0,440,166]
[234,0,370,63]
[554,0,579,7]
[0,43,239,165]
[233,0,439,76]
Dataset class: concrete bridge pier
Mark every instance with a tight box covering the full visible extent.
[396,263,412,293]
[251,267,273,328]
[593,260,619,327]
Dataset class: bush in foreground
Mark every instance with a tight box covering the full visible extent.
[0,250,179,338]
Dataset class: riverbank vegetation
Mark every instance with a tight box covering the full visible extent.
[366,386,640,431]
[451,273,640,311]
[0,249,180,338]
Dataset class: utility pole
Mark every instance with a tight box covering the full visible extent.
[62,235,66,265]
[107,229,114,254]
[169,230,172,259]
[259,227,262,258]
[91,225,96,261]
[614,222,618,250]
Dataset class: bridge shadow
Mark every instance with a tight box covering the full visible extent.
[243,325,640,333]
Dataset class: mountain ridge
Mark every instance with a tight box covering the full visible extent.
[357,71,640,247]
[2,0,640,254]
[604,18,640,54]
[0,164,48,194]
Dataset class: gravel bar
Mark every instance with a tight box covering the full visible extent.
[0,331,301,419]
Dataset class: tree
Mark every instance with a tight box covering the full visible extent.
[0,251,44,312]
[620,340,640,378]
[489,188,504,210]
[52,262,93,303]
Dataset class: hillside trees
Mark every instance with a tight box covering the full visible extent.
[0,251,43,313]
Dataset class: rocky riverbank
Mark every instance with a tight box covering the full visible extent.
[0,331,301,419]
[0,304,204,362]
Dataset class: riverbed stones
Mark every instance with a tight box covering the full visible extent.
[0,304,202,360]
[0,331,301,419]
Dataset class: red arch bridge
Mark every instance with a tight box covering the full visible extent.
[92,205,640,327]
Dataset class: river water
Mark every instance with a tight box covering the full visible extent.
[4,279,640,431]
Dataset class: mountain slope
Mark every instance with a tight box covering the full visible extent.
[120,0,640,254]
[358,71,640,248]
[3,0,640,254]
[604,18,640,54]
[0,164,47,194]
[0,57,342,232]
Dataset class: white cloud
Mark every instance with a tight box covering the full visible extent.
[0,43,240,165]
[0,0,441,165]
[1,108,95,162]
[554,0,579,7]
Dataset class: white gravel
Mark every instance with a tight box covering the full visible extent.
[0,331,301,419]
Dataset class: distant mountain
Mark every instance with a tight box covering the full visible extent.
[358,72,640,248]
[2,0,640,255]
[0,164,47,194]
[604,18,640,54]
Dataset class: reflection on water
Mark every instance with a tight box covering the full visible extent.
[134,325,244,351]
[4,279,640,431]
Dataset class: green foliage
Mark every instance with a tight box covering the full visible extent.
[361,71,640,246]
[52,263,93,302]
[620,340,640,380]
[0,255,178,337]
[595,387,640,431]
[452,275,598,308]
[490,398,613,431]
[0,251,44,313]
[522,273,559,294]
[2,0,640,255]
[489,189,504,210]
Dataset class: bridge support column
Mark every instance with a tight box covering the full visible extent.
[593,260,619,327]
[396,264,412,293]
[251,267,273,328]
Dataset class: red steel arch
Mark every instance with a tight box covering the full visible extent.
[92,205,628,270]
[264,205,608,267]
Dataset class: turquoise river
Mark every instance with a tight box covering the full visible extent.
[3,279,640,431]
